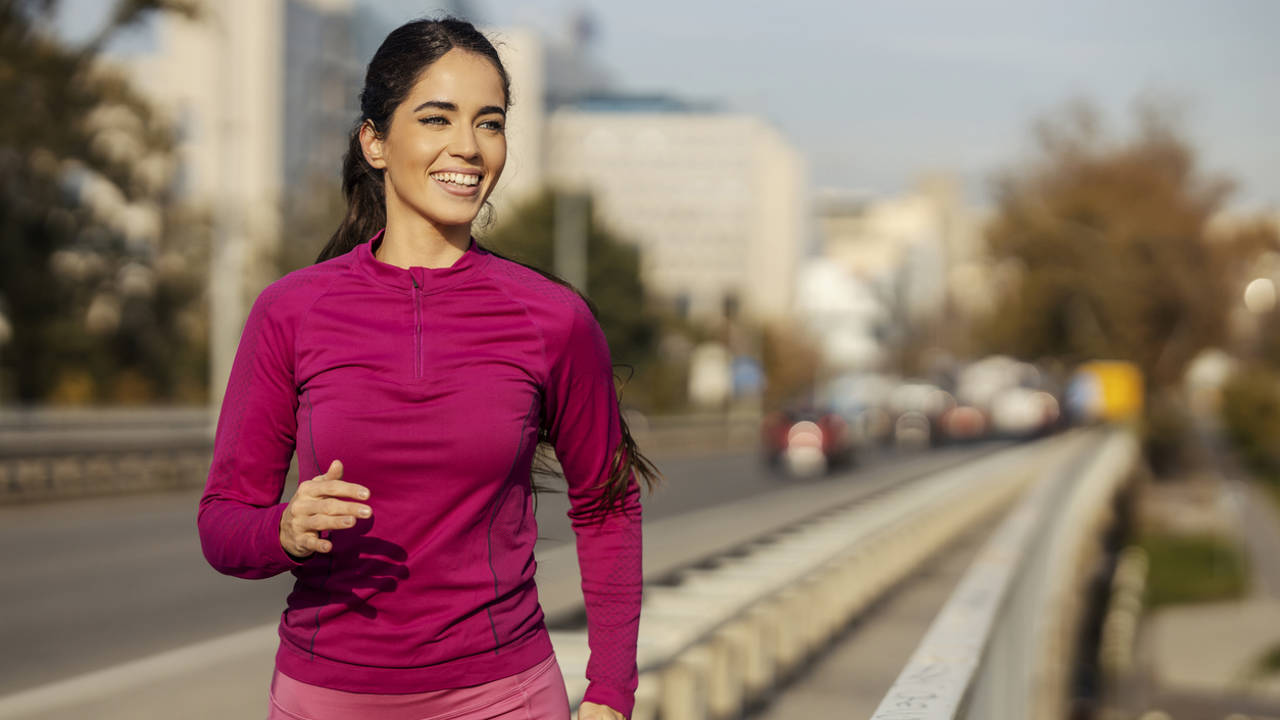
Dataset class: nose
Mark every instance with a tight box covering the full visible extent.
[447,124,480,160]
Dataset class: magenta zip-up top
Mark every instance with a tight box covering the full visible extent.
[197,232,642,716]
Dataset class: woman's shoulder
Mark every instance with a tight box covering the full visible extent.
[482,251,592,321]
[250,255,351,322]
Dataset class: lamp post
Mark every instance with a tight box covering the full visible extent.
[0,305,10,404]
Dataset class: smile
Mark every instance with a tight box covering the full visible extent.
[430,172,481,187]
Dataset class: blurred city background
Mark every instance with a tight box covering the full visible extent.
[1,1,1279,719]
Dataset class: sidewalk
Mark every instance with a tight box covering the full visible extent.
[1119,425,1280,718]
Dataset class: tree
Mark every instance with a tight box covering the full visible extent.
[978,99,1247,391]
[0,0,206,404]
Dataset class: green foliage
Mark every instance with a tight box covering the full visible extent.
[0,0,207,404]
[1253,644,1280,676]
[1221,368,1280,485]
[480,189,668,409]
[1140,530,1248,607]
[977,100,1240,391]
[278,172,346,274]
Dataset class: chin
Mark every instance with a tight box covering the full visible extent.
[425,214,480,234]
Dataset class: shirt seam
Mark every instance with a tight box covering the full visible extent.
[486,268,556,391]
[484,392,542,654]
[290,263,350,386]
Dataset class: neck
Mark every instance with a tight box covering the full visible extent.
[376,203,471,269]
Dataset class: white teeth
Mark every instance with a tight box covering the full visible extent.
[434,172,479,186]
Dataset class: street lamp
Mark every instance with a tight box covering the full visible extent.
[0,304,11,404]
[1244,277,1276,315]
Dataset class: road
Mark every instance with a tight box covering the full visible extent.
[0,440,1003,701]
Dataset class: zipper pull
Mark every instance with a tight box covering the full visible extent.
[411,276,419,291]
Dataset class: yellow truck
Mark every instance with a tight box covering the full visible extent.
[1067,361,1144,423]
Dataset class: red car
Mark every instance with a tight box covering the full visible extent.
[761,407,855,476]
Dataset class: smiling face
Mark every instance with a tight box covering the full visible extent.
[360,49,508,236]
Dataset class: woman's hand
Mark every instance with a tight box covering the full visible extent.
[577,701,625,720]
[279,460,372,559]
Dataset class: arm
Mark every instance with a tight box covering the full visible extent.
[546,305,643,719]
[197,285,305,579]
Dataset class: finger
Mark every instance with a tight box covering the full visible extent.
[309,498,372,519]
[303,459,344,486]
[305,513,359,530]
[325,459,343,479]
[305,478,371,501]
[303,533,332,554]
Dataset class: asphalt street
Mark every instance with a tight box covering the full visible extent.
[0,441,1001,698]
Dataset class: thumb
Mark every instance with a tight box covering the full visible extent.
[326,459,343,480]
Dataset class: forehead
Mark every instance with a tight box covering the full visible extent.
[404,49,506,109]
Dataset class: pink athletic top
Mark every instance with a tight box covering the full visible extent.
[197,232,642,717]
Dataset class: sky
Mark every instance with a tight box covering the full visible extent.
[463,0,1279,212]
[60,0,1280,212]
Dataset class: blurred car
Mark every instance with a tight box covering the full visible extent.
[937,404,988,443]
[887,381,955,448]
[990,387,1061,438]
[761,406,855,477]
[893,410,932,449]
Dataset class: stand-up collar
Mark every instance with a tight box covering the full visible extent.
[356,229,490,294]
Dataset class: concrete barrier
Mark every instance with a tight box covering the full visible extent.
[549,431,1099,719]
[870,428,1138,720]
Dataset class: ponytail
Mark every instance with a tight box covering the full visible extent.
[315,125,385,263]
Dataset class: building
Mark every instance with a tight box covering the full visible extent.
[545,100,808,323]
[806,178,986,372]
[120,0,413,402]
[486,26,548,218]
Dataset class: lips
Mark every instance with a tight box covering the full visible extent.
[430,170,483,198]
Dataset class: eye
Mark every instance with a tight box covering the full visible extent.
[418,115,448,126]
[479,119,505,132]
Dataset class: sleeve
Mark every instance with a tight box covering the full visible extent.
[544,304,643,719]
[197,284,306,579]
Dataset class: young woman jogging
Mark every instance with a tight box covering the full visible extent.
[198,18,655,720]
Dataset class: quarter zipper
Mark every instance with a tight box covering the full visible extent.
[411,276,422,378]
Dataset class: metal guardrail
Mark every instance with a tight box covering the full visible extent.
[0,409,213,457]
[548,431,1099,720]
[871,428,1138,720]
[0,406,762,503]
[0,407,216,502]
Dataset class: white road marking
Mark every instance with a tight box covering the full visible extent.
[0,623,278,718]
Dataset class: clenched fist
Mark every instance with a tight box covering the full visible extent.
[279,459,372,559]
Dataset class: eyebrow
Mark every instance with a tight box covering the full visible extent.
[412,100,506,117]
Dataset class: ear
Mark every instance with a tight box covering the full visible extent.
[359,121,387,170]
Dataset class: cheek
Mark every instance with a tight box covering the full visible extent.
[484,137,507,178]
[390,136,439,174]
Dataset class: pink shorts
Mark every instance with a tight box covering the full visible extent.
[266,653,571,720]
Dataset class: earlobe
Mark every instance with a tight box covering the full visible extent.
[359,122,387,169]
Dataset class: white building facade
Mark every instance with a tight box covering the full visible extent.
[546,106,808,323]
[804,179,986,372]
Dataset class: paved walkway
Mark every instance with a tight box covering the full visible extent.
[1225,464,1280,601]
[1118,423,1280,718]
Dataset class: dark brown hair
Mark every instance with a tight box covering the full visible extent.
[318,17,659,518]
[316,18,509,262]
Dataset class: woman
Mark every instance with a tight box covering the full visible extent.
[198,18,655,720]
